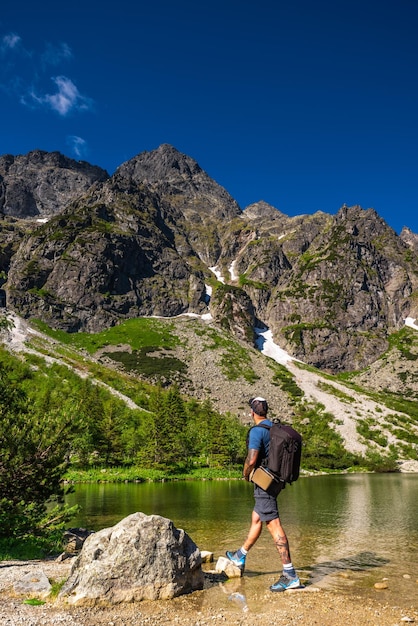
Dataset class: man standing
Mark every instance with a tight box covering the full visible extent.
[226,396,300,592]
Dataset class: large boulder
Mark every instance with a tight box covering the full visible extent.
[59,512,203,606]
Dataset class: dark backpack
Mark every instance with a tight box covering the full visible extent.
[249,422,302,488]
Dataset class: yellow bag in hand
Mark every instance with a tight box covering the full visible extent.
[250,466,281,493]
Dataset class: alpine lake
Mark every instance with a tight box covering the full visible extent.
[66,473,418,612]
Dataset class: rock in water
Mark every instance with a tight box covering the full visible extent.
[215,556,243,578]
[59,512,203,605]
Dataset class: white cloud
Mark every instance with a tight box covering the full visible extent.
[67,135,87,158]
[1,32,93,118]
[29,75,93,116]
[41,42,72,67]
[1,32,22,52]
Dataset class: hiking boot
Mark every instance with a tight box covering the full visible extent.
[225,550,246,571]
[270,573,300,592]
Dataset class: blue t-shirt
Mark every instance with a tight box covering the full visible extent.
[248,419,272,465]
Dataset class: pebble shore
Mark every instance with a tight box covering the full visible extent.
[0,559,417,626]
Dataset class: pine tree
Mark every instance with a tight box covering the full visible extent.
[0,364,77,539]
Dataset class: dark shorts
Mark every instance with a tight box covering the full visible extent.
[253,485,279,522]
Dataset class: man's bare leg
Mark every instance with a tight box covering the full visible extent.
[266,517,300,590]
[266,517,292,564]
[242,510,263,551]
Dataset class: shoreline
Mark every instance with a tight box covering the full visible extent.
[64,462,418,485]
[0,558,417,626]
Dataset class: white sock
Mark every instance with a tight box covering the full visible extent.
[283,562,296,577]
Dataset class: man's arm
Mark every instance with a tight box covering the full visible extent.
[242,448,259,481]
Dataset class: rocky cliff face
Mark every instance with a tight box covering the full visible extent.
[114,144,242,265]
[6,182,208,332]
[400,226,418,253]
[2,144,418,372]
[265,206,418,371]
[0,150,108,218]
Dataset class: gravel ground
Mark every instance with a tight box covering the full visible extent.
[0,559,417,626]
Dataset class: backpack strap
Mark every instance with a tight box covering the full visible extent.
[246,423,270,446]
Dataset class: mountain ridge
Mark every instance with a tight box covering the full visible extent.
[1,144,418,375]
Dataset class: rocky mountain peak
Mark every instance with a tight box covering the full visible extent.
[114,144,241,220]
[0,149,108,178]
[400,226,418,252]
[0,150,109,218]
[335,204,393,237]
[115,144,202,186]
[242,201,287,221]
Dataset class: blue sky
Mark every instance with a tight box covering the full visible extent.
[1,0,418,234]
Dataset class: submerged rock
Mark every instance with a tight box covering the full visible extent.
[215,556,243,578]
